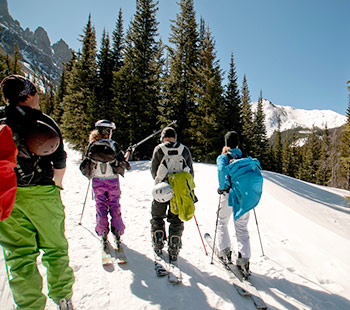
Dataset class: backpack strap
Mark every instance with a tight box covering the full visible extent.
[159,142,184,156]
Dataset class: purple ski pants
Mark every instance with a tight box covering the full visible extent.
[92,178,125,237]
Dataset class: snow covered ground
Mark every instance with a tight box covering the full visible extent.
[1,144,350,310]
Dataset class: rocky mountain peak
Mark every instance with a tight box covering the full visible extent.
[33,26,51,54]
[0,0,9,17]
[52,39,71,62]
[0,0,72,81]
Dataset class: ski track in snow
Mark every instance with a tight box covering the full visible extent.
[1,144,350,309]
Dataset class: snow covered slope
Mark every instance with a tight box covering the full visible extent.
[1,144,350,309]
[251,99,347,137]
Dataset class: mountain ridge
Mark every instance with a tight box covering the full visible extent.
[251,99,347,137]
[0,0,72,80]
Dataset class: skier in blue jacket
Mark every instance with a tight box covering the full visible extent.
[216,131,251,274]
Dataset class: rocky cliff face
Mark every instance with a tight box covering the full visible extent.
[0,0,72,80]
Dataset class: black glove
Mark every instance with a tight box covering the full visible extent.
[217,188,229,195]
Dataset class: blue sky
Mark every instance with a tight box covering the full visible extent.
[9,0,350,114]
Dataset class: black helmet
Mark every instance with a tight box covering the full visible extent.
[25,120,60,156]
[95,119,116,130]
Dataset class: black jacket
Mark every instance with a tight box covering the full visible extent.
[4,105,66,186]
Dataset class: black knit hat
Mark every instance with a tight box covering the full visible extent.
[160,127,177,142]
[224,131,239,148]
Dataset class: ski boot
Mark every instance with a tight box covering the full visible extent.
[168,235,181,262]
[101,231,108,251]
[236,252,251,278]
[152,230,165,256]
[58,298,73,310]
[218,247,232,264]
[114,230,121,248]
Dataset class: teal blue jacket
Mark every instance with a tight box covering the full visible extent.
[216,148,242,190]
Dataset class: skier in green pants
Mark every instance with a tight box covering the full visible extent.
[0,75,75,310]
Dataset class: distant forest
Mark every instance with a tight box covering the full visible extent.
[1,0,350,190]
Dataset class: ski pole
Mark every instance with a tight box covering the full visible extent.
[193,215,208,255]
[79,179,91,225]
[127,120,177,155]
[211,194,222,264]
[253,208,265,256]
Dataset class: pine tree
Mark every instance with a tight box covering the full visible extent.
[113,0,163,156]
[252,90,269,166]
[97,29,114,119]
[190,24,224,161]
[54,53,77,125]
[287,130,299,178]
[112,9,124,72]
[162,0,199,146]
[240,74,254,155]
[300,126,321,183]
[340,95,350,189]
[40,79,56,116]
[12,44,23,74]
[274,117,283,173]
[223,53,242,137]
[0,54,9,104]
[316,125,331,185]
[61,14,98,151]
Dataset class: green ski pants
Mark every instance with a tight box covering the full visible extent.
[0,185,75,309]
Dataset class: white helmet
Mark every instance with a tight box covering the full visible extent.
[152,182,174,202]
[95,119,116,130]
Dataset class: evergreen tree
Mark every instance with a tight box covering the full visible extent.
[0,54,9,104]
[161,0,199,146]
[287,130,299,178]
[40,79,56,116]
[240,74,254,155]
[316,125,331,185]
[54,53,77,125]
[299,126,321,183]
[223,53,242,136]
[340,96,350,189]
[274,117,283,173]
[113,0,163,156]
[61,14,98,151]
[112,9,124,72]
[97,29,114,119]
[252,90,269,166]
[13,44,23,74]
[190,24,224,161]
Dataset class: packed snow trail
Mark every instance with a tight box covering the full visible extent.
[1,144,350,309]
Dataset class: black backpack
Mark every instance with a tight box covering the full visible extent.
[87,139,117,163]
[79,139,126,179]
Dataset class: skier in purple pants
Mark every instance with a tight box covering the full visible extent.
[84,120,130,246]
[93,178,124,236]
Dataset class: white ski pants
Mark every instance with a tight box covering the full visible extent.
[216,192,251,259]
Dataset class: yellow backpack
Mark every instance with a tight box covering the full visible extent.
[168,172,196,221]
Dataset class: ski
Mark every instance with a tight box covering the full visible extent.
[154,250,169,277]
[204,233,268,309]
[102,244,113,267]
[114,240,127,264]
[168,257,182,285]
